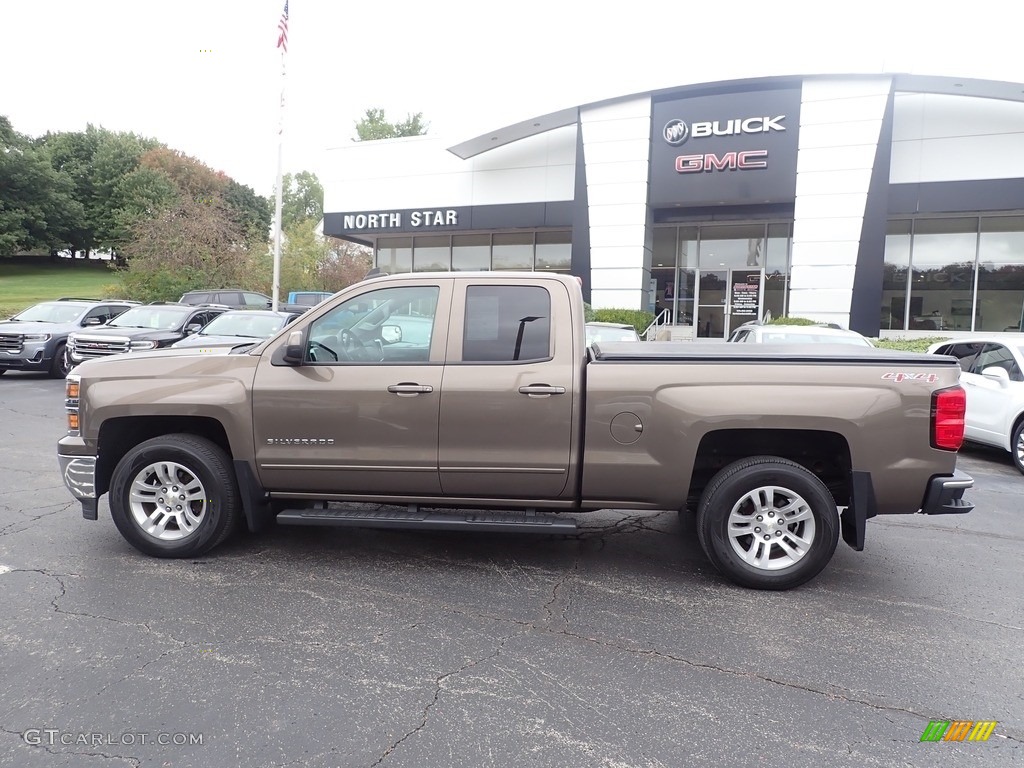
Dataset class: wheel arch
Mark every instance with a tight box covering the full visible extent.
[690,429,853,509]
[96,416,233,498]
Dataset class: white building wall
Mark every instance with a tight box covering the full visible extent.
[321,125,577,213]
[890,93,1024,183]
[580,98,653,310]
[788,76,892,328]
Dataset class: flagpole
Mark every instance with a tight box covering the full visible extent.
[272,51,285,312]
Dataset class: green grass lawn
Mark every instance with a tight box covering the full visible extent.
[0,260,120,317]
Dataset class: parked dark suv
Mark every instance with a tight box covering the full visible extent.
[0,298,139,378]
[67,303,227,367]
[179,289,275,309]
[179,289,311,314]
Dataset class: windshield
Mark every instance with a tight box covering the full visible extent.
[199,313,285,338]
[108,306,191,330]
[11,302,88,324]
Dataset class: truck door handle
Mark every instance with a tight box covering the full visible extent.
[387,383,434,396]
[518,384,566,396]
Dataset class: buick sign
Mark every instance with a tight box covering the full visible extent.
[663,119,690,146]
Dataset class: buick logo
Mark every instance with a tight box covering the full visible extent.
[663,119,689,146]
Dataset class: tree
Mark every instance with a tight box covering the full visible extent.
[0,117,84,256]
[354,108,428,141]
[280,171,323,230]
[114,196,265,301]
[41,125,161,257]
[223,179,272,241]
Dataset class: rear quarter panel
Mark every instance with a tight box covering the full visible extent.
[581,347,963,514]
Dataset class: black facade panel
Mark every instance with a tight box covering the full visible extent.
[323,202,572,239]
[888,178,1024,215]
[649,88,801,208]
[571,124,592,303]
[849,87,895,337]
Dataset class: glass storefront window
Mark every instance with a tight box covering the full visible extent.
[376,237,412,273]
[699,224,768,270]
[763,223,791,321]
[452,234,490,271]
[492,233,534,271]
[535,231,572,272]
[910,218,977,332]
[977,217,1024,332]
[881,220,912,330]
[412,235,451,272]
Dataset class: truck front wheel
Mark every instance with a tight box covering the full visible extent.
[696,456,839,590]
[109,434,240,557]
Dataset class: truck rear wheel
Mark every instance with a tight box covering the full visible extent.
[696,456,839,590]
[109,434,240,558]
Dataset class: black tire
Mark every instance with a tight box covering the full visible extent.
[109,434,240,558]
[49,342,70,379]
[1012,420,1024,475]
[696,456,839,590]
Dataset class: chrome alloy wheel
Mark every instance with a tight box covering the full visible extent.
[1016,428,1024,471]
[726,485,817,571]
[128,461,208,541]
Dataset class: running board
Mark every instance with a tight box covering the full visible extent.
[275,505,578,534]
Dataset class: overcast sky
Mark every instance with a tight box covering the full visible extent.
[6,0,1024,198]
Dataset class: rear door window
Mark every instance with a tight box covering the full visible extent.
[462,285,551,362]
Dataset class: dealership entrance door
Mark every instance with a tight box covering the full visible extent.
[652,222,791,338]
[695,268,764,338]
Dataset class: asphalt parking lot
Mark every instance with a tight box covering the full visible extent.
[0,372,1021,767]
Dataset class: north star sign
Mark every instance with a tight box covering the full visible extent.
[342,209,459,230]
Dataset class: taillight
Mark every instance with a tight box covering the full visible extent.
[931,385,966,451]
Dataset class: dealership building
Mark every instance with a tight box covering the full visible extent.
[322,74,1024,339]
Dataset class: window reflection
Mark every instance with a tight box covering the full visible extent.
[883,215,1024,333]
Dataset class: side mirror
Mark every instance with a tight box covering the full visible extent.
[980,366,1011,386]
[185,323,203,335]
[282,329,304,364]
[381,324,402,344]
[84,317,103,326]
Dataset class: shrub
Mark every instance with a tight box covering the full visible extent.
[591,308,656,335]
[873,337,951,353]
[766,316,820,326]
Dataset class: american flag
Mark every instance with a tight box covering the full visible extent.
[276,1,289,53]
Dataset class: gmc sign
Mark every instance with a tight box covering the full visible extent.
[675,150,769,173]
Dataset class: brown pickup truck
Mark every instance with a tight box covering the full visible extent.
[57,272,974,589]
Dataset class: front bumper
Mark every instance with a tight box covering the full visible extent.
[920,469,974,515]
[57,453,99,519]
[0,346,50,371]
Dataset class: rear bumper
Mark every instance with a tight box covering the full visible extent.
[920,469,974,515]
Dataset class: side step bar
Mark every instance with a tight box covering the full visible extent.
[275,505,578,534]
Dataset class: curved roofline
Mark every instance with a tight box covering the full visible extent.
[447,73,1024,160]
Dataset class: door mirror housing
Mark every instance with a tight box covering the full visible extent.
[980,366,1011,386]
[282,329,304,364]
[381,324,402,344]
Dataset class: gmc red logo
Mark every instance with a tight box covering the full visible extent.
[675,150,768,173]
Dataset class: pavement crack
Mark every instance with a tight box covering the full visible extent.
[540,628,1024,742]
[12,568,192,648]
[369,633,516,767]
[0,503,74,538]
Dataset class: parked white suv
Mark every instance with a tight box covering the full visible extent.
[928,337,1024,474]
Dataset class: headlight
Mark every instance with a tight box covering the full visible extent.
[65,374,81,435]
[130,340,157,350]
[24,333,52,341]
